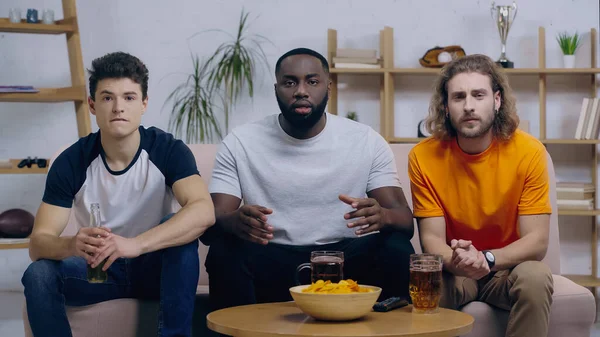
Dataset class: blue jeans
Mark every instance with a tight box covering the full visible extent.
[21,214,200,337]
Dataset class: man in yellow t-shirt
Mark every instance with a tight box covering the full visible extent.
[408,54,553,337]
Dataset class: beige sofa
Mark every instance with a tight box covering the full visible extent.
[23,143,596,337]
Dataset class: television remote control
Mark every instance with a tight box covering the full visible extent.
[373,297,409,312]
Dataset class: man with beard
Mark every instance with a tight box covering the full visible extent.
[408,54,553,337]
[203,48,415,311]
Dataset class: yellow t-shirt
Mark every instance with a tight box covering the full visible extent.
[408,130,552,250]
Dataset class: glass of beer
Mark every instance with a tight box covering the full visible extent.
[409,253,442,314]
[295,251,344,284]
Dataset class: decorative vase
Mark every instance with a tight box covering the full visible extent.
[563,54,575,68]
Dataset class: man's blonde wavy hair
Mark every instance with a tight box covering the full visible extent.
[426,54,519,141]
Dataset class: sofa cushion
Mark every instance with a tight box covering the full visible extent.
[460,274,595,337]
[461,301,507,337]
[549,275,596,325]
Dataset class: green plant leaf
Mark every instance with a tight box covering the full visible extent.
[163,54,223,143]
[201,8,273,133]
[556,31,582,55]
[164,8,272,142]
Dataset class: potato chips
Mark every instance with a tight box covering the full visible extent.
[302,279,374,294]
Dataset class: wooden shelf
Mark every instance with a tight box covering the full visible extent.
[388,68,600,75]
[541,68,600,74]
[0,240,29,250]
[387,137,424,143]
[327,24,600,302]
[557,209,600,216]
[0,86,86,103]
[0,159,48,174]
[387,138,600,145]
[331,68,385,74]
[563,275,600,287]
[0,18,75,34]
[541,139,600,145]
[388,68,440,75]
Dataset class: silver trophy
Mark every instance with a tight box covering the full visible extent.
[490,1,518,68]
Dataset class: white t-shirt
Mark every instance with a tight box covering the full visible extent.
[43,126,199,238]
[209,113,401,246]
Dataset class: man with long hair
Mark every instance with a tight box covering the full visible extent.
[408,54,553,337]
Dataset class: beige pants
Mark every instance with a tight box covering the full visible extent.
[440,261,554,337]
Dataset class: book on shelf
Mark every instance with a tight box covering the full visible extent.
[557,182,595,209]
[333,63,381,69]
[557,190,594,200]
[557,182,595,191]
[336,48,377,59]
[333,48,381,69]
[332,57,379,65]
[557,199,594,210]
[574,97,600,139]
[0,85,39,93]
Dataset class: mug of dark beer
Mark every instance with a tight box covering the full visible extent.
[295,251,344,285]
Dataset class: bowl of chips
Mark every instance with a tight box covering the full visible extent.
[289,279,382,321]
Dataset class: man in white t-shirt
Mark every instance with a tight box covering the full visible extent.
[21,52,215,337]
[203,48,415,310]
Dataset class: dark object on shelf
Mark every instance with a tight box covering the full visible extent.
[17,157,47,168]
[0,208,34,238]
[496,60,515,68]
[418,119,432,138]
[26,9,39,23]
[419,45,466,68]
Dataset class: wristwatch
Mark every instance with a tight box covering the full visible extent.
[483,250,495,270]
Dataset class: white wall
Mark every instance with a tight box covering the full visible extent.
[0,0,598,273]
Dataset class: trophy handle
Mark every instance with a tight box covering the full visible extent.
[490,1,496,18]
[511,1,518,22]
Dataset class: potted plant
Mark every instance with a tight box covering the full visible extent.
[198,8,271,136]
[346,111,358,121]
[556,31,582,68]
[163,54,222,144]
[164,9,271,143]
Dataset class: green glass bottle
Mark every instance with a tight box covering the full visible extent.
[86,203,107,283]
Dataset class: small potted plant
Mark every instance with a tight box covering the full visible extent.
[346,111,358,121]
[556,31,582,68]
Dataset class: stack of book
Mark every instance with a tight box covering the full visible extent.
[333,48,381,69]
[556,182,595,210]
[573,97,600,139]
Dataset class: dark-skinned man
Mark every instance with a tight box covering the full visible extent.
[202,48,415,311]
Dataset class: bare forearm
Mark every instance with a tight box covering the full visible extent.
[29,234,73,261]
[135,200,215,254]
[382,207,414,236]
[490,234,547,271]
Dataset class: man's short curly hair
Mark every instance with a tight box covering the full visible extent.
[88,52,149,100]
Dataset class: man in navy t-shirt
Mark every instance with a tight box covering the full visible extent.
[21,52,215,337]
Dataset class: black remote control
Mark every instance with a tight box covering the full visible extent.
[373,297,409,312]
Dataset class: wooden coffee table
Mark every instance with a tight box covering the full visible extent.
[207,302,474,337]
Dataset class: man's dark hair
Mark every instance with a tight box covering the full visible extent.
[88,51,149,101]
[275,48,329,76]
